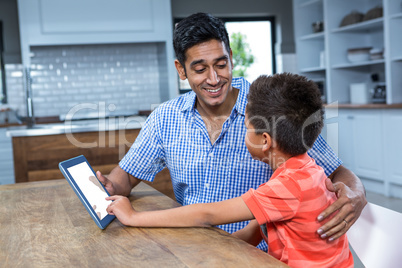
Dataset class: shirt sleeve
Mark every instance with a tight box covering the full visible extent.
[119,109,166,182]
[307,134,342,177]
[241,175,302,225]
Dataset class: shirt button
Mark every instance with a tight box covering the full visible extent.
[205,183,209,188]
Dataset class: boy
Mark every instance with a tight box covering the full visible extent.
[106,73,354,267]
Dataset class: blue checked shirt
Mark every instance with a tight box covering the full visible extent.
[120,77,342,249]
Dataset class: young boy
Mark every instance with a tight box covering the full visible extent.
[106,73,354,267]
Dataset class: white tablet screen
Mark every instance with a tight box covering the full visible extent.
[67,162,111,220]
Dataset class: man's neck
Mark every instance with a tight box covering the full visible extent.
[196,87,239,144]
[196,87,239,120]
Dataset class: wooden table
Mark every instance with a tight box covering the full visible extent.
[0,180,288,267]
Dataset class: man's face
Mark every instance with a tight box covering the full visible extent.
[175,39,234,109]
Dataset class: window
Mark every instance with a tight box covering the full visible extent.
[174,16,276,94]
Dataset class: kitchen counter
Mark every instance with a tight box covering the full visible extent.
[325,103,402,109]
[6,116,147,137]
[0,180,288,267]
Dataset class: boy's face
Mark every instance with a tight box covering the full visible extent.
[175,39,234,110]
[244,112,265,161]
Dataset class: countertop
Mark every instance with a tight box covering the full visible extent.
[324,103,402,109]
[0,180,288,267]
[6,115,147,137]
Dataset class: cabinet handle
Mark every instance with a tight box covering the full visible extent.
[347,116,354,120]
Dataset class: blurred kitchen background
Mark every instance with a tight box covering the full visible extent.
[0,0,402,215]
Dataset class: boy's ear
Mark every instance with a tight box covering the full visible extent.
[175,59,187,80]
[261,132,272,152]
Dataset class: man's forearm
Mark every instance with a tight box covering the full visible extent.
[108,166,141,196]
[329,165,366,196]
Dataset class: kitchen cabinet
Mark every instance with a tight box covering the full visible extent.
[0,128,14,185]
[383,110,402,196]
[325,108,402,196]
[350,110,383,179]
[17,0,178,105]
[10,127,175,199]
[293,0,402,105]
[17,0,173,62]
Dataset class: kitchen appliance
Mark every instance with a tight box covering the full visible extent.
[371,83,386,103]
[350,83,370,104]
[314,80,326,103]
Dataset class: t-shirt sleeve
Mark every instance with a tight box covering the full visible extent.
[119,109,166,182]
[242,176,302,225]
[308,134,342,177]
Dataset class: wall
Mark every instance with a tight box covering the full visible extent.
[171,0,295,54]
[6,43,166,118]
[1,0,296,62]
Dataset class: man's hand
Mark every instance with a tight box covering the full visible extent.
[96,171,116,196]
[106,195,136,226]
[317,178,367,241]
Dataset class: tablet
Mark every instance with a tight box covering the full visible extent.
[59,155,115,229]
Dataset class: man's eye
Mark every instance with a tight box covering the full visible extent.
[195,68,205,73]
[217,63,227,68]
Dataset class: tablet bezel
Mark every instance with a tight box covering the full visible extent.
[59,155,115,229]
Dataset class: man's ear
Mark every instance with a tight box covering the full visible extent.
[261,132,272,153]
[175,59,187,80]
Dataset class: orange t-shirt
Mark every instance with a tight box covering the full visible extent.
[242,153,353,268]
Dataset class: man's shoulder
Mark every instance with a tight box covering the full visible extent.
[232,77,250,91]
[155,91,195,114]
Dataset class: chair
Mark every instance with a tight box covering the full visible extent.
[347,202,402,268]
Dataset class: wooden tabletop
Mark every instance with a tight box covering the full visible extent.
[0,180,288,267]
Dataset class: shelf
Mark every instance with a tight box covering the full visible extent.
[332,59,385,69]
[299,0,322,8]
[300,66,326,73]
[299,32,325,40]
[331,17,383,33]
[392,56,402,62]
[389,13,402,20]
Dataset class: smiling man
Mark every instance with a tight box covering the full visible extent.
[98,12,367,251]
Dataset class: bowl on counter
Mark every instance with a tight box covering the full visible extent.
[347,47,372,63]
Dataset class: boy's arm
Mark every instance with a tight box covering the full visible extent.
[232,219,262,246]
[318,165,367,241]
[106,195,255,227]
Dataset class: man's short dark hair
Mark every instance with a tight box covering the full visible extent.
[247,73,324,156]
[173,13,230,72]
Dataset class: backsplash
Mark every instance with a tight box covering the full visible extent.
[5,43,166,118]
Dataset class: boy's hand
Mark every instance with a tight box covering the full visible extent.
[106,195,136,226]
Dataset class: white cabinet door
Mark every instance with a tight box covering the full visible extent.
[336,110,355,171]
[383,110,402,184]
[352,110,383,180]
[17,0,173,62]
[39,0,153,34]
[334,109,383,180]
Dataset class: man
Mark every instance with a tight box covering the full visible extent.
[98,13,366,249]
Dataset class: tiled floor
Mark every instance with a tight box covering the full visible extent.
[351,191,402,267]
